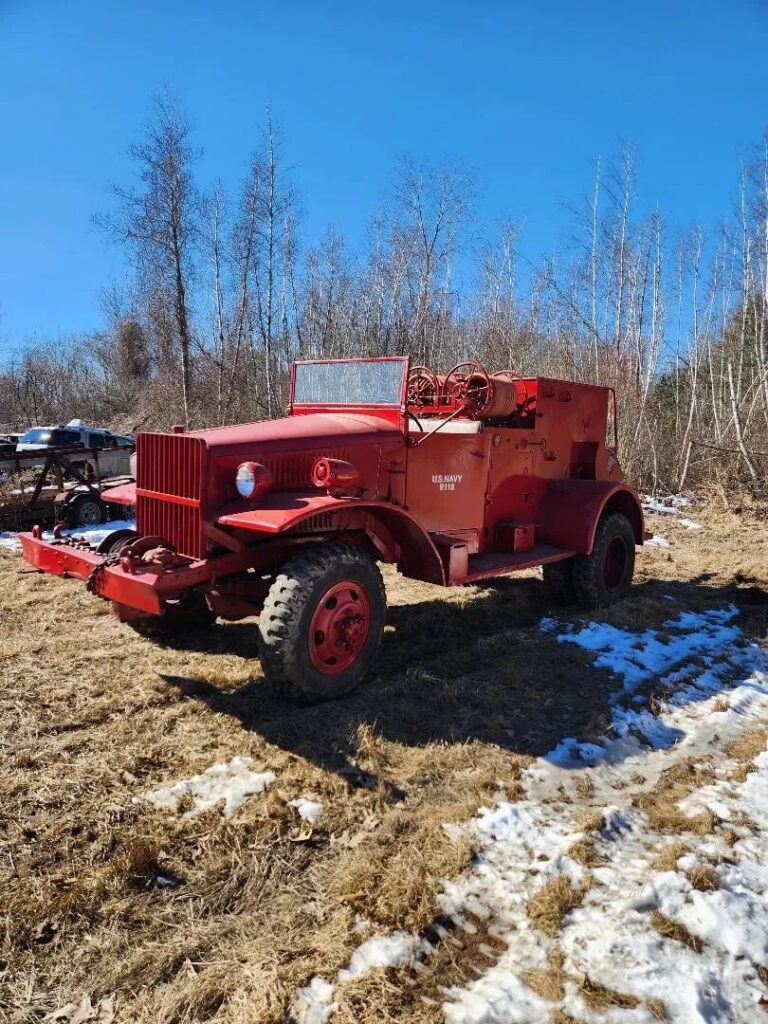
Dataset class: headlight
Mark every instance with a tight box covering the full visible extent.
[129,452,137,479]
[235,461,272,499]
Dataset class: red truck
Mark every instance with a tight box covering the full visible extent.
[20,357,643,702]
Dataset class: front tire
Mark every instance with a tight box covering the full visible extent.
[572,511,635,609]
[259,542,386,703]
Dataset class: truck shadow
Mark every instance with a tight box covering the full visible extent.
[160,574,766,786]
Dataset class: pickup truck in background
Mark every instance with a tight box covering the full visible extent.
[16,422,133,480]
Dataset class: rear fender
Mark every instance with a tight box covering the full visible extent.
[537,480,644,554]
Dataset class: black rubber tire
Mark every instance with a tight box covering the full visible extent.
[542,559,576,603]
[66,494,106,528]
[259,542,386,704]
[572,511,635,609]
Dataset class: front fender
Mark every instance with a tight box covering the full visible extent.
[537,480,644,554]
[218,493,446,584]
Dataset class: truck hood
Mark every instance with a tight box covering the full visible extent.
[187,411,403,455]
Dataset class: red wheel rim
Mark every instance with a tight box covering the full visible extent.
[604,536,628,590]
[308,579,372,675]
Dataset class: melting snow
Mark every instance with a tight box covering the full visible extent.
[294,932,426,1023]
[645,533,670,548]
[642,494,701,530]
[134,756,275,817]
[289,797,324,823]
[294,608,768,1023]
[679,516,703,530]
[0,518,137,556]
[57,518,137,545]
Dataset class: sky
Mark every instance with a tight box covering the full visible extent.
[0,0,766,348]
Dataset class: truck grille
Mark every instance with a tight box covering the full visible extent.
[136,433,206,559]
[254,448,350,488]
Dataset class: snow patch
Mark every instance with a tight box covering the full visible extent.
[52,518,137,546]
[679,517,702,530]
[134,756,275,817]
[294,932,426,1023]
[641,494,701,529]
[289,797,324,824]
[0,519,136,557]
[291,606,768,1023]
[439,612,768,1022]
[644,533,670,548]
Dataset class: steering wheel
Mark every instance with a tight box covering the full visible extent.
[443,361,493,418]
[407,365,441,408]
[492,368,528,408]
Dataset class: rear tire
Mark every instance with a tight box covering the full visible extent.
[542,559,576,603]
[572,511,635,609]
[259,542,386,703]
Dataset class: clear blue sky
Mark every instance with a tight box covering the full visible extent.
[1,0,766,347]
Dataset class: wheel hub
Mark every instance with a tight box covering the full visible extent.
[308,580,371,675]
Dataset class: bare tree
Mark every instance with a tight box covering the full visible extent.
[95,88,200,426]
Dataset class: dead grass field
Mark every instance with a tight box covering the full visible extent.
[0,491,766,1023]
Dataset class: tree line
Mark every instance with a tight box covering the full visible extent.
[1,91,766,495]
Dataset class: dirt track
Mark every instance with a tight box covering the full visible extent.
[0,494,766,1023]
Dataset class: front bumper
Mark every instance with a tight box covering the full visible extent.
[19,531,210,615]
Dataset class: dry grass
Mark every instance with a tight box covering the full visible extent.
[527,875,588,938]
[577,973,641,1010]
[522,948,566,1002]
[648,997,668,1021]
[334,913,508,1022]
[651,911,704,953]
[1,500,766,1021]
[685,864,720,892]
[331,811,475,933]
[725,726,768,783]
[633,757,718,836]
[574,810,604,833]
[652,841,688,872]
[566,839,604,867]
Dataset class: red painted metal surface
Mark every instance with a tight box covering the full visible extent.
[100,482,136,506]
[21,356,643,621]
[312,458,361,494]
[136,432,206,559]
[308,579,372,674]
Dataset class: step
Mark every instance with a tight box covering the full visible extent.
[494,520,536,553]
[461,545,576,584]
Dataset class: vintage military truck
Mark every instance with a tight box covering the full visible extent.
[20,357,643,702]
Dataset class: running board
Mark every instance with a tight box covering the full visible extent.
[456,545,576,585]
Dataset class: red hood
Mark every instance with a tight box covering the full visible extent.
[187,412,402,455]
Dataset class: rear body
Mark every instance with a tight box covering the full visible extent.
[21,357,643,701]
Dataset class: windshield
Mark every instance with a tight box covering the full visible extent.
[19,429,53,445]
[19,428,80,446]
[292,358,407,406]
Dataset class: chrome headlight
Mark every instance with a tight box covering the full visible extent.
[235,461,272,499]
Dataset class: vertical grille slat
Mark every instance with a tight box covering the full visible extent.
[136,433,205,559]
[254,448,350,488]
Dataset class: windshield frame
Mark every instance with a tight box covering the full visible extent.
[290,357,410,411]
